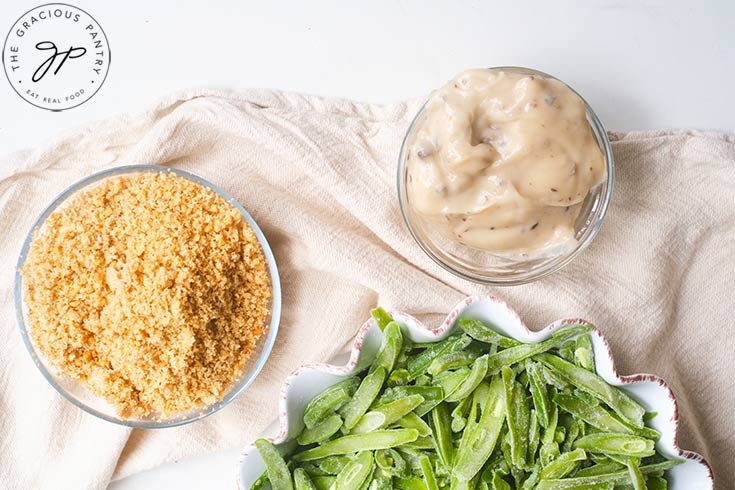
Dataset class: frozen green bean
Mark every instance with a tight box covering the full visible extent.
[293,429,419,461]
[255,439,293,490]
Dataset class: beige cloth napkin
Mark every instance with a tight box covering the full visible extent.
[0,89,732,489]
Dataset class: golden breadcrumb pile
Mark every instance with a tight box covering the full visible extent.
[21,171,271,418]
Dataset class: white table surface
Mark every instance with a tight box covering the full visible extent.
[0,0,731,488]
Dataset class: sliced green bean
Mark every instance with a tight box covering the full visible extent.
[536,353,645,428]
[574,462,625,477]
[372,321,403,374]
[627,457,647,490]
[303,377,358,429]
[310,476,335,490]
[419,454,440,490]
[447,354,490,402]
[539,448,587,479]
[249,471,269,490]
[297,413,343,445]
[428,350,479,375]
[457,318,521,348]
[377,386,444,417]
[395,477,428,490]
[430,402,454,470]
[406,334,471,378]
[294,468,318,490]
[432,366,471,400]
[527,410,540,464]
[502,367,529,470]
[491,472,512,490]
[340,367,387,430]
[535,461,682,489]
[574,334,595,371]
[454,376,507,481]
[351,394,424,433]
[388,368,411,387]
[527,361,551,428]
[554,393,660,441]
[371,307,393,331]
[255,439,293,490]
[334,451,374,490]
[395,411,432,437]
[375,447,407,476]
[369,475,393,490]
[293,429,419,461]
[487,325,593,376]
[573,433,655,458]
[317,455,351,475]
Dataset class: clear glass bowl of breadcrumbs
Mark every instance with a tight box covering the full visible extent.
[15,165,281,428]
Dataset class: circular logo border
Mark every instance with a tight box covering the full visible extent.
[2,2,112,112]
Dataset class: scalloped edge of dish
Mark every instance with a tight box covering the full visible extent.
[236,295,713,489]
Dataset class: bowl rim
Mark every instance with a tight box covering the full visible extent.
[14,164,282,429]
[235,295,713,489]
[397,66,615,286]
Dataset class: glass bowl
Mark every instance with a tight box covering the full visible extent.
[14,165,282,428]
[397,66,614,286]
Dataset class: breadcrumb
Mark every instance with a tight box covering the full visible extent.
[21,171,271,418]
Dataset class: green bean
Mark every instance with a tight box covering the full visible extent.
[527,410,540,463]
[574,462,625,477]
[340,367,387,430]
[377,386,444,417]
[554,393,660,441]
[447,354,490,402]
[371,307,393,331]
[249,471,269,490]
[433,366,471,400]
[333,451,374,490]
[558,340,576,362]
[303,377,358,429]
[297,413,343,445]
[293,468,318,490]
[369,475,393,490]
[491,472,512,490]
[574,334,595,371]
[419,454,440,490]
[351,394,424,433]
[395,477,428,490]
[428,350,479,375]
[293,429,419,461]
[406,334,472,378]
[487,325,593,376]
[429,402,454,470]
[372,321,403,374]
[535,461,682,489]
[536,353,645,428]
[321,456,354,475]
[527,361,551,428]
[388,368,411,387]
[562,417,586,453]
[502,367,529,469]
[573,433,655,458]
[255,439,293,490]
[375,447,407,476]
[539,448,587,479]
[395,411,432,437]
[626,458,647,490]
[454,376,507,481]
[451,395,471,433]
[645,476,667,490]
[457,318,521,348]
[310,476,335,490]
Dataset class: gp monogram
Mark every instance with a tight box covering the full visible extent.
[2,3,110,111]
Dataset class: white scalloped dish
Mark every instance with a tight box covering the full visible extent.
[237,296,713,489]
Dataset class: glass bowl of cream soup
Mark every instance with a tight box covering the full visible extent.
[398,67,613,285]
